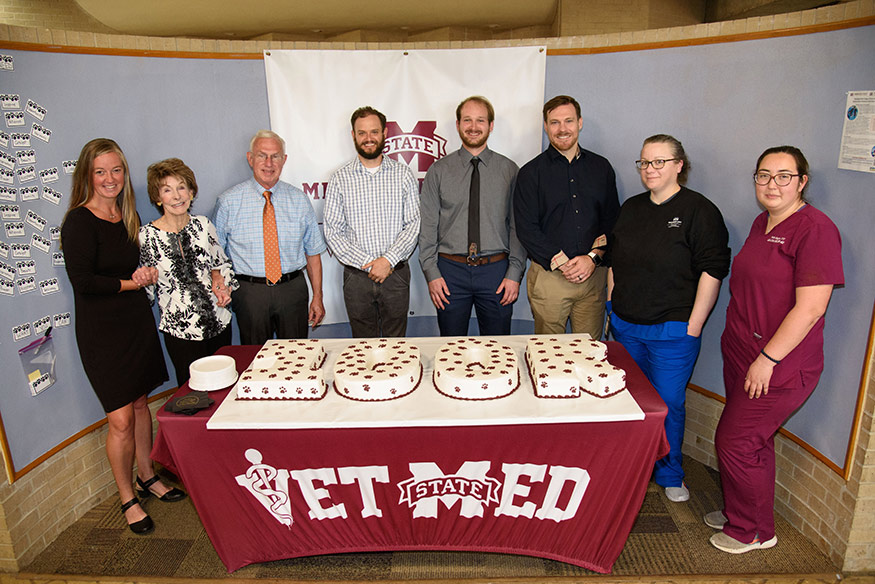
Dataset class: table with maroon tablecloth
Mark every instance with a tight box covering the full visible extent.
[152,340,668,573]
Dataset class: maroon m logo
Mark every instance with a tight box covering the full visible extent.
[384,121,448,172]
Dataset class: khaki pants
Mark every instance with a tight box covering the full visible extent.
[526,261,607,339]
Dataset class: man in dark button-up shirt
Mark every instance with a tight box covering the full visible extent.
[513,95,620,339]
[419,96,525,335]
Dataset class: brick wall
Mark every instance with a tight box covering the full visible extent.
[0,0,116,34]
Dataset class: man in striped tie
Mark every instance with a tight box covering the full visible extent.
[214,130,326,345]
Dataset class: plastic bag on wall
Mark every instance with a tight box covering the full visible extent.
[18,328,55,396]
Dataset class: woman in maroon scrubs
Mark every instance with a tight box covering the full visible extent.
[707,146,843,554]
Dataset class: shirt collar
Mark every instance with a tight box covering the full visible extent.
[546,143,583,162]
[458,146,493,166]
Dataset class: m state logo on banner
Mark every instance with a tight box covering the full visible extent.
[236,448,591,528]
[301,119,448,200]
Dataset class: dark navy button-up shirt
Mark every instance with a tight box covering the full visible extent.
[513,144,620,271]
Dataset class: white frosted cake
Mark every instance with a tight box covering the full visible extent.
[525,336,626,399]
[236,339,327,400]
[433,338,519,400]
[333,339,421,401]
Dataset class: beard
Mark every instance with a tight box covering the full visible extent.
[355,136,385,160]
[459,129,489,150]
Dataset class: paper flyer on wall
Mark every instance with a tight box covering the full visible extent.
[837,90,875,173]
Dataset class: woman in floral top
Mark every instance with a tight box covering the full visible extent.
[139,158,238,387]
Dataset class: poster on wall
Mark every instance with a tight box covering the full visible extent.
[264,47,547,325]
[837,90,875,173]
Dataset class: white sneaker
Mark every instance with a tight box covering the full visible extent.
[664,484,689,502]
[704,510,727,529]
[710,531,777,554]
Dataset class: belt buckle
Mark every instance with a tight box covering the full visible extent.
[467,244,480,266]
[266,275,279,287]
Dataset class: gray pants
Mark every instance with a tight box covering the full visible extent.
[342,262,410,338]
[232,274,309,345]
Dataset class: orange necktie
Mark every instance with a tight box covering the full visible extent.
[263,191,282,284]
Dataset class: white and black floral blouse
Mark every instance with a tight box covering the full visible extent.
[139,215,238,341]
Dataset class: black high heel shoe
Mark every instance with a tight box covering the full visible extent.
[136,475,187,502]
[121,497,154,535]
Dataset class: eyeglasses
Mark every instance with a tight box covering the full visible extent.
[254,153,284,163]
[635,158,678,170]
[753,172,800,186]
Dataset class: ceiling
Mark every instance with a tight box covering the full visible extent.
[74,0,560,39]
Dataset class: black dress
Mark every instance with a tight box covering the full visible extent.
[61,207,168,412]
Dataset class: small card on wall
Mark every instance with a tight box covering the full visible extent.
[31,233,51,254]
[0,151,15,171]
[16,149,36,165]
[0,94,19,109]
[16,275,36,294]
[41,187,62,205]
[15,259,35,275]
[39,277,59,296]
[0,260,15,281]
[4,222,25,237]
[62,160,76,174]
[19,186,38,201]
[25,209,47,232]
[11,243,30,258]
[49,226,60,240]
[12,323,32,342]
[31,123,51,143]
[32,314,51,335]
[16,166,36,183]
[52,312,71,327]
[38,167,59,184]
[0,279,13,296]
[0,168,13,185]
[0,55,14,72]
[0,241,9,258]
[0,187,15,202]
[51,251,65,266]
[25,99,46,121]
[0,131,8,148]
[1,204,20,220]
[11,133,30,148]
[4,111,25,128]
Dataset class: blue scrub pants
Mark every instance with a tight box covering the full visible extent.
[610,310,701,488]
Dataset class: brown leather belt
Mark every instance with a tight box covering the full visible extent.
[439,252,508,267]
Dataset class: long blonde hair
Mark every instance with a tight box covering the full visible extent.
[63,138,140,242]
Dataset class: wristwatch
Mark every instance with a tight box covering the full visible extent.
[587,251,602,266]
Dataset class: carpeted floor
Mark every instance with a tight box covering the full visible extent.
[23,455,837,581]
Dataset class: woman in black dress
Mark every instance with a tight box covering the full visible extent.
[61,138,185,535]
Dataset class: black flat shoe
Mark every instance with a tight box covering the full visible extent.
[121,497,154,535]
[136,475,187,502]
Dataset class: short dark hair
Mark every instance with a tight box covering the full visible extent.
[146,158,199,209]
[756,145,810,198]
[456,96,494,123]
[643,134,690,184]
[543,95,581,122]
[351,106,387,131]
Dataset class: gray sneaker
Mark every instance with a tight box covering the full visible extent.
[664,484,689,502]
[710,531,777,554]
[704,510,727,529]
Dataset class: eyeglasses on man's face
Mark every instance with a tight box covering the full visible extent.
[635,158,678,170]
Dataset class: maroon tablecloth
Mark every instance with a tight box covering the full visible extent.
[152,342,668,573]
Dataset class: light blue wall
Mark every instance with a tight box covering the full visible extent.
[0,25,872,471]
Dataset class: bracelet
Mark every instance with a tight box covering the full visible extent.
[760,349,780,364]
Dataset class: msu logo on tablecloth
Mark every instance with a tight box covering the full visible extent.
[397,461,501,518]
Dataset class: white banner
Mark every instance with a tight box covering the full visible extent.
[264,47,546,325]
